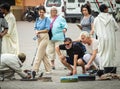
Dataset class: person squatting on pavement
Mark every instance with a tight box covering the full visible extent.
[46,6,68,70]
[0,53,31,79]
[0,3,19,55]
[77,31,100,70]
[0,11,8,56]
[93,4,119,69]
[56,37,86,75]
[32,6,51,74]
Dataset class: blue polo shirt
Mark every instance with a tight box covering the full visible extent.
[34,17,50,31]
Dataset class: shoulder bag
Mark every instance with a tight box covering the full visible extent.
[48,16,58,40]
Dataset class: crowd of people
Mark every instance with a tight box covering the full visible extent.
[0,2,119,80]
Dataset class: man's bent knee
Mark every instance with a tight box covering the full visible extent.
[77,59,85,66]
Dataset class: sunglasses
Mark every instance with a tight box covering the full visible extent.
[65,42,71,46]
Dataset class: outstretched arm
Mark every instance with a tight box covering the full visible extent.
[55,46,65,59]
[85,49,97,70]
[73,55,78,75]
[90,23,94,35]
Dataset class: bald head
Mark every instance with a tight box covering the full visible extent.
[18,53,26,63]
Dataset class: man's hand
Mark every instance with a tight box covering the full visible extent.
[73,69,77,75]
[85,64,91,70]
[26,74,31,79]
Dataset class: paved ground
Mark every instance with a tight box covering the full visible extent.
[0,21,120,89]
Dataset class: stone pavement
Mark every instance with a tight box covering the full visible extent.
[0,22,120,89]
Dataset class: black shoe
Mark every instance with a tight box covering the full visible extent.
[39,72,44,77]
[32,71,36,79]
[97,70,104,77]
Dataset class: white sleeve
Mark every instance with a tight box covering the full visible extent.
[113,18,119,31]
[4,56,27,78]
[6,62,27,78]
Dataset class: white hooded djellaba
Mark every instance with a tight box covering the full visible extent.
[2,12,19,55]
[94,13,119,69]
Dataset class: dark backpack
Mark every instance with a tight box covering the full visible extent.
[73,42,86,53]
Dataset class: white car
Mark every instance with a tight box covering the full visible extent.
[64,0,86,22]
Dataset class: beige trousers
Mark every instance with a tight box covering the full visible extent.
[33,33,51,72]
[46,40,66,61]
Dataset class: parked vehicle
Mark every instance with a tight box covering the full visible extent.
[44,0,65,17]
[22,6,39,22]
[44,0,119,22]
[64,0,117,22]
[64,0,86,22]
[88,0,116,17]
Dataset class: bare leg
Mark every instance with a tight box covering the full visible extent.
[60,57,73,73]
[77,59,86,73]
[51,60,55,69]
[81,65,86,74]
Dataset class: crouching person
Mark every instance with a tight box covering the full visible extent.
[78,31,100,70]
[56,37,86,75]
[0,53,31,80]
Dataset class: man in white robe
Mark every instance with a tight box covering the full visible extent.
[94,4,119,69]
[0,12,8,57]
[0,3,19,55]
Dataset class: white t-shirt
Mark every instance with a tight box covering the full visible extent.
[85,38,99,54]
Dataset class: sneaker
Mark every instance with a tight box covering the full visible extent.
[39,72,44,77]
[45,72,52,75]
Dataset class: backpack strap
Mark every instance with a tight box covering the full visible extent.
[89,15,92,24]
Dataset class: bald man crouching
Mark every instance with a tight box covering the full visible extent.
[0,53,31,80]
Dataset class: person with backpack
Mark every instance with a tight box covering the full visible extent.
[77,4,94,36]
[46,6,68,70]
[56,37,86,75]
[32,6,51,74]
